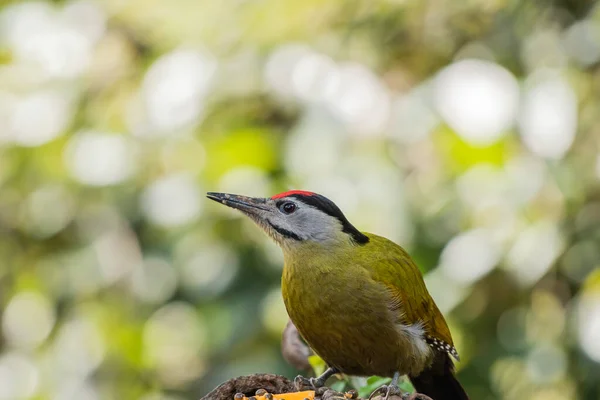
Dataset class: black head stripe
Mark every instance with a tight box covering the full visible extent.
[268,220,302,241]
[290,194,369,244]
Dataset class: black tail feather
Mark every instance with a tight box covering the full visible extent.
[409,353,469,400]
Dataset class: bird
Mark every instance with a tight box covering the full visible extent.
[207,190,469,400]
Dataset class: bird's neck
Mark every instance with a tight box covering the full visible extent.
[281,239,354,277]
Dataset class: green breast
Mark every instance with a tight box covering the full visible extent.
[280,248,406,376]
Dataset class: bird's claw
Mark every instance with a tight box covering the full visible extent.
[293,375,311,391]
[310,377,326,388]
[293,375,326,391]
[369,384,402,400]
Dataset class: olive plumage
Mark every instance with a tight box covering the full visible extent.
[207,191,469,400]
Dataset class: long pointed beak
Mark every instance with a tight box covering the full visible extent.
[206,192,269,213]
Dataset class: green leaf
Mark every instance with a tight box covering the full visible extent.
[308,355,326,376]
[399,379,414,392]
[329,380,347,393]
[358,376,391,398]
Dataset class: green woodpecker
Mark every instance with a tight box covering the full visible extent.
[207,190,468,400]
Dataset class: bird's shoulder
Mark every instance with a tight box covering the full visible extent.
[359,232,459,360]
[357,232,419,273]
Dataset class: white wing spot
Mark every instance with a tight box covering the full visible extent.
[425,335,460,361]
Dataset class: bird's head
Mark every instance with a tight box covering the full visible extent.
[207,190,369,249]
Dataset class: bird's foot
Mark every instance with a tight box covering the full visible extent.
[293,375,327,391]
[368,384,402,400]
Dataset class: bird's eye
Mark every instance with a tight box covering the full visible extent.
[279,202,297,214]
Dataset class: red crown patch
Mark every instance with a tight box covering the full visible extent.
[271,190,316,200]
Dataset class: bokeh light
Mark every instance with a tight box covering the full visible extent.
[23,184,75,237]
[519,73,578,159]
[440,229,501,285]
[505,222,565,285]
[141,173,202,227]
[9,89,74,146]
[577,294,600,362]
[563,20,600,67]
[434,59,519,145]
[143,302,207,387]
[130,256,178,304]
[177,243,239,299]
[140,48,216,135]
[1,1,105,79]
[65,131,137,186]
[0,352,39,400]
[2,292,55,349]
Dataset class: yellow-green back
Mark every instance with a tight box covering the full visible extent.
[362,233,454,348]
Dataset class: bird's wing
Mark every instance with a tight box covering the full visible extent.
[365,234,459,359]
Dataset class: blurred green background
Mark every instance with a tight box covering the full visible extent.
[1,0,600,399]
